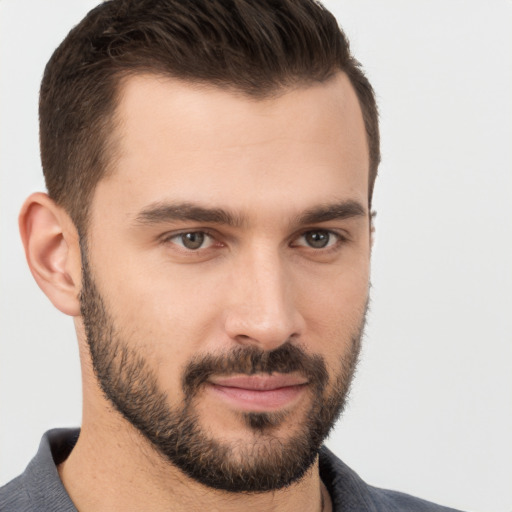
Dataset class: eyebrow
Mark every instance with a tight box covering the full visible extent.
[135,202,245,228]
[295,200,367,225]
[134,199,367,228]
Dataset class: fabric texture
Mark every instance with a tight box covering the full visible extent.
[0,428,463,511]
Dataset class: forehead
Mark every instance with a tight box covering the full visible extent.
[92,72,369,224]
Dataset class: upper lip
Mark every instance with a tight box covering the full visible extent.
[208,374,308,391]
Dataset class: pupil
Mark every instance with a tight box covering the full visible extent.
[182,232,204,249]
[306,231,329,248]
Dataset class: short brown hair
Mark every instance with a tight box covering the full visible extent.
[40,0,380,231]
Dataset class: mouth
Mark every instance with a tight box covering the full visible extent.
[206,374,309,412]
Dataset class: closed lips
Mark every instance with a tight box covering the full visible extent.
[208,374,309,390]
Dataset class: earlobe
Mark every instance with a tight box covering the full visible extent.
[19,192,82,316]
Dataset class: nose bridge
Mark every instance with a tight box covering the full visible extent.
[224,243,303,349]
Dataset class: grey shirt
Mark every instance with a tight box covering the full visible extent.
[0,429,463,511]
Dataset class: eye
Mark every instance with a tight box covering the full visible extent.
[295,230,339,249]
[166,231,215,250]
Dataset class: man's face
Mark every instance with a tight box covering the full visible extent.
[79,73,371,491]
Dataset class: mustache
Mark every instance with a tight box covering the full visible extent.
[182,343,328,397]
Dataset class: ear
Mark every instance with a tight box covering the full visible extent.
[19,192,82,316]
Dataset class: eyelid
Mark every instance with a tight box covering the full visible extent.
[291,228,349,249]
[158,227,349,253]
[159,229,218,249]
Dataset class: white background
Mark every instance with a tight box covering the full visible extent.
[1,1,511,511]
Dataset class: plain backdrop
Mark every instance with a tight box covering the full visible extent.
[1,1,511,511]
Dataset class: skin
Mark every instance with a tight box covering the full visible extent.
[20,71,370,512]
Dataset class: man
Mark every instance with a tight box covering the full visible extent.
[0,1,464,511]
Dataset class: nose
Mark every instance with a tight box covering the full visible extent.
[223,248,305,351]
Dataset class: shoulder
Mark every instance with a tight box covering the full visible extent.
[365,485,464,512]
[0,428,79,512]
[319,446,464,512]
[0,474,33,512]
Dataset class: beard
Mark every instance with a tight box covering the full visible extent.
[79,242,366,492]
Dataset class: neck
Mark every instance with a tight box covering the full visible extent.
[58,410,329,512]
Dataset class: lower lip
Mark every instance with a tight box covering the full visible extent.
[207,383,307,412]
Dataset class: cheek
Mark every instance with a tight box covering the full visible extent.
[296,260,369,360]
[98,270,224,396]
[103,257,222,333]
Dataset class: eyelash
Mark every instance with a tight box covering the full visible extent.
[293,230,346,250]
[159,229,348,253]
[159,230,219,250]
